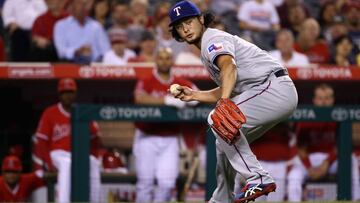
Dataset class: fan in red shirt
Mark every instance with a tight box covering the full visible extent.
[287,84,360,201]
[0,155,44,202]
[294,18,330,64]
[31,0,68,61]
[133,47,198,202]
[33,78,101,203]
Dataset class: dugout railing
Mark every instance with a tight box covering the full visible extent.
[70,104,359,202]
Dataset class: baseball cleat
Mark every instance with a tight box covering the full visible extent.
[234,182,276,203]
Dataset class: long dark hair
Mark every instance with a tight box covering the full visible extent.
[170,12,215,42]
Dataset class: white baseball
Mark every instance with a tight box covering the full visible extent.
[170,84,181,95]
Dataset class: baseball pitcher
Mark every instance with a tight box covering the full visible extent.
[167,1,298,202]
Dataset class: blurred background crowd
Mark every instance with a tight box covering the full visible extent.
[0,0,359,66]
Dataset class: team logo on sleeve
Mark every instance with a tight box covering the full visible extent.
[208,43,223,53]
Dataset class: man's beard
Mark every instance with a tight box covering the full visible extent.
[157,67,170,74]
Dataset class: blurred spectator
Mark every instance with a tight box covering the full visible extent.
[2,0,47,61]
[303,0,323,19]
[237,0,280,50]
[192,0,210,13]
[54,0,110,64]
[211,17,227,31]
[133,47,198,203]
[343,1,360,52]
[110,1,130,30]
[269,29,310,67]
[129,0,152,29]
[319,1,348,46]
[208,0,241,36]
[323,17,348,46]
[31,0,68,62]
[318,1,340,30]
[331,35,359,66]
[287,83,360,201]
[238,0,280,32]
[236,123,295,201]
[102,28,136,65]
[126,0,151,51]
[33,78,101,203]
[277,0,311,29]
[287,4,307,36]
[154,7,187,58]
[209,0,243,16]
[128,31,156,63]
[0,155,44,202]
[175,45,202,65]
[90,0,111,30]
[109,1,141,51]
[153,1,171,21]
[294,18,330,64]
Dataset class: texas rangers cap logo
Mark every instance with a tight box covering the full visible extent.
[168,0,201,26]
[173,6,181,16]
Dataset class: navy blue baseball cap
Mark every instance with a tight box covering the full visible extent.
[168,0,201,27]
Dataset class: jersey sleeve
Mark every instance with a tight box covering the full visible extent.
[34,109,55,171]
[32,135,54,171]
[35,109,52,141]
[204,37,236,66]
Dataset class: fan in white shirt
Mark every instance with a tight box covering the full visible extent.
[269,29,310,67]
[2,0,47,61]
[102,28,136,65]
[238,0,280,32]
[2,0,47,30]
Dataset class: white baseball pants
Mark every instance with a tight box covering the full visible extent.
[133,129,179,203]
[50,150,101,203]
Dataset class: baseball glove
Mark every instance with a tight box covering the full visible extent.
[210,98,246,145]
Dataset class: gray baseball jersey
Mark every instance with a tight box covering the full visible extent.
[200,28,283,94]
[200,28,298,203]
